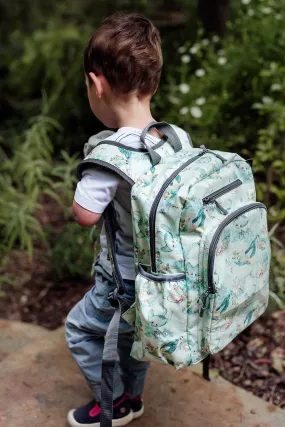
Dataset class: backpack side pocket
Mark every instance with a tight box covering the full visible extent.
[130,265,190,369]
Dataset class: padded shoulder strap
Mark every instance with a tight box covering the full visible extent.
[77,125,192,183]
[77,139,152,185]
[83,130,115,157]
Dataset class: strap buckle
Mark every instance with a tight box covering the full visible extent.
[108,289,120,307]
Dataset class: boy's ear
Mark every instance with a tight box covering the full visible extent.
[89,72,103,99]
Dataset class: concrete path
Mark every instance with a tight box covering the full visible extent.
[0,319,49,362]
[0,326,284,427]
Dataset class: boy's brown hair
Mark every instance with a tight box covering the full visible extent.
[84,12,163,96]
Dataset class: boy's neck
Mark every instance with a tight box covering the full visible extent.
[111,95,158,136]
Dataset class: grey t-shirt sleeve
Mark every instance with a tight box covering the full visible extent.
[74,167,121,213]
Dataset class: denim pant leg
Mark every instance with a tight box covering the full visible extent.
[65,269,125,401]
[66,303,119,401]
[117,331,149,398]
[65,265,149,401]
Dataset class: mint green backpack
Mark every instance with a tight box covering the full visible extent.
[78,122,271,427]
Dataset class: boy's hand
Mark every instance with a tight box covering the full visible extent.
[72,201,102,227]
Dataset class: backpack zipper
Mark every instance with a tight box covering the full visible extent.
[149,147,224,272]
[203,179,242,215]
[200,145,227,163]
[199,202,267,317]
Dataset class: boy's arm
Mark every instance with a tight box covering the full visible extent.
[72,201,102,227]
[72,167,120,227]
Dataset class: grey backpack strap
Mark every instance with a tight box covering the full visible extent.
[140,143,161,167]
[100,204,130,427]
[141,121,183,157]
[100,300,121,427]
[103,205,126,295]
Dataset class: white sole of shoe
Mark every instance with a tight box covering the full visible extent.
[67,409,134,427]
[132,405,144,419]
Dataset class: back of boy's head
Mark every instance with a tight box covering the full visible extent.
[84,13,162,97]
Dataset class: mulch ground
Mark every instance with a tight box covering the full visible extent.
[211,310,285,408]
[0,199,284,408]
[0,198,92,330]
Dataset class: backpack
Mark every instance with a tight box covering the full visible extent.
[78,121,271,426]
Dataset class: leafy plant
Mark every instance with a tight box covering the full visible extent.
[51,222,94,281]
[0,100,78,259]
[159,0,285,205]
[45,150,79,216]
[0,110,57,258]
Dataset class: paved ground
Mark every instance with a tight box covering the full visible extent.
[0,325,284,427]
[0,319,49,362]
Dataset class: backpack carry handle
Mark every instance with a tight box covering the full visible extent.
[141,121,182,152]
[140,121,183,166]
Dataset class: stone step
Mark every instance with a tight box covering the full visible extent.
[0,327,284,427]
[0,319,50,363]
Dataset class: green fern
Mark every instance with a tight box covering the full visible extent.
[45,150,79,216]
[0,104,76,259]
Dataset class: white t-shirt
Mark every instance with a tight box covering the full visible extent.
[75,167,120,214]
[74,127,161,279]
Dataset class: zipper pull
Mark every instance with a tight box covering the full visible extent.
[199,291,210,317]
[199,146,226,162]
[199,146,208,156]
[214,200,228,215]
[203,196,210,205]
[203,197,228,215]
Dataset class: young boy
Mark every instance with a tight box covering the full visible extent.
[65,12,188,427]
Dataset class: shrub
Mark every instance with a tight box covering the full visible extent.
[157,0,285,220]
[0,101,78,259]
[51,222,94,281]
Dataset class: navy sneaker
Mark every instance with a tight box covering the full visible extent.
[129,395,144,420]
[67,394,133,427]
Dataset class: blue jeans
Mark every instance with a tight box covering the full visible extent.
[65,264,149,401]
